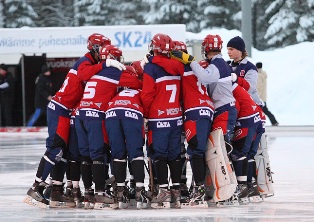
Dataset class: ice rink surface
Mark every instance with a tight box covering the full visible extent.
[1,126,314,222]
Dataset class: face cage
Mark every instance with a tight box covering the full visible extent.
[92,44,101,53]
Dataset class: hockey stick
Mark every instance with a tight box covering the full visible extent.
[148,157,154,194]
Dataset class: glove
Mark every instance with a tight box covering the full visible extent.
[105,59,126,71]
[170,50,195,65]
[140,54,151,67]
[231,73,238,83]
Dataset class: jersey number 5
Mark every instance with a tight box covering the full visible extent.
[83,82,97,99]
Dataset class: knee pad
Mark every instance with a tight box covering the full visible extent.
[187,135,198,150]
[45,147,63,163]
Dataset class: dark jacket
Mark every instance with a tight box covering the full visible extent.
[34,73,52,109]
[0,71,15,105]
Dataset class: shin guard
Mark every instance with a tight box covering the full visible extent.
[205,129,237,202]
[255,133,274,197]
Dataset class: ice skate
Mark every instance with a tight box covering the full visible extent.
[116,186,129,209]
[248,182,263,203]
[127,180,136,207]
[180,184,190,207]
[188,185,208,208]
[170,187,181,209]
[72,187,84,208]
[49,185,76,208]
[83,188,95,209]
[23,182,49,209]
[94,190,117,210]
[150,188,171,209]
[237,184,249,204]
[135,187,151,209]
[214,192,239,207]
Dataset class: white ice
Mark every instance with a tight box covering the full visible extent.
[0,126,314,222]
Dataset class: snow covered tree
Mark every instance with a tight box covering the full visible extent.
[264,0,314,48]
[30,0,73,27]
[74,0,147,26]
[3,0,37,28]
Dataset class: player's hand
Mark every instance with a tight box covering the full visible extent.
[231,73,238,82]
[170,50,195,64]
[140,54,151,67]
[105,59,126,71]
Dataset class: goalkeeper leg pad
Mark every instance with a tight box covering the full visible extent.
[205,129,237,202]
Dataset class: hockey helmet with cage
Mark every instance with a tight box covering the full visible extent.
[173,41,188,53]
[201,34,223,55]
[130,60,144,80]
[149,33,173,55]
[87,33,111,53]
[99,45,124,63]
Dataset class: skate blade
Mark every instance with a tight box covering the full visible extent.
[49,200,76,208]
[214,200,240,207]
[136,201,149,209]
[84,202,95,209]
[118,202,129,209]
[94,202,118,210]
[170,201,181,209]
[151,201,171,209]
[23,196,49,209]
[186,201,208,208]
[239,197,250,205]
[75,201,84,208]
[249,196,264,203]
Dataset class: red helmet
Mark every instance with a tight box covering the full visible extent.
[173,41,188,53]
[99,45,124,62]
[130,60,144,80]
[149,33,173,54]
[87,33,111,52]
[202,34,223,54]
[199,60,209,69]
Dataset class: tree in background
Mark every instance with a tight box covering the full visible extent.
[30,0,73,27]
[0,0,313,50]
[264,0,314,48]
[2,0,37,28]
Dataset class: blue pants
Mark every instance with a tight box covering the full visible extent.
[105,118,144,161]
[75,118,107,161]
[151,126,182,161]
[186,118,212,158]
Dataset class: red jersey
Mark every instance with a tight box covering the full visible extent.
[150,56,214,121]
[52,53,102,109]
[106,88,143,121]
[78,67,142,119]
[141,55,182,129]
[232,83,261,127]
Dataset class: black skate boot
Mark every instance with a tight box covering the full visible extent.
[50,185,76,208]
[94,190,116,210]
[24,182,49,208]
[237,184,249,204]
[170,187,181,209]
[180,183,190,206]
[248,182,263,203]
[188,185,207,207]
[151,188,171,209]
[116,186,129,209]
[72,187,84,208]
[135,187,151,209]
[83,188,95,209]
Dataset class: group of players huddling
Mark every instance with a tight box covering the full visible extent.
[23,32,274,210]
